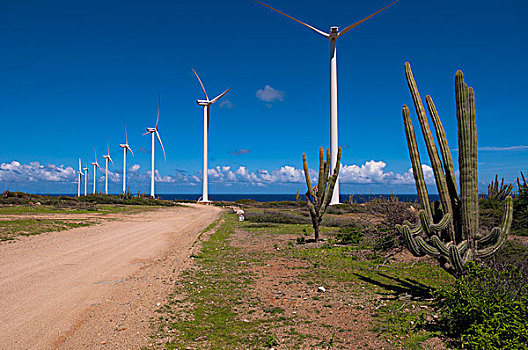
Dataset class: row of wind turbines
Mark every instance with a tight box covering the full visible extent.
[75,69,229,201]
[75,0,398,203]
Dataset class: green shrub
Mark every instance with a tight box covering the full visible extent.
[434,262,528,349]
[244,211,310,224]
[512,184,528,235]
[335,227,363,244]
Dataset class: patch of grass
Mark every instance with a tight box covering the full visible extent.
[153,210,453,349]
[0,219,93,241]
[155,215,292,349]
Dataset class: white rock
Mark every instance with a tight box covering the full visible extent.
[318,286,326,293]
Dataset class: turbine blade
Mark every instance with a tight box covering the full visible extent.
[192,68,209,100]
[142,131,151,136]
[109,156,114,165]
[124,120,128,144]
[337,0,399,38]
[156,130,166,160]
[253,0,329,38]
[127,145,134,157]
[79,158,81,171]
[155,95,160,129]
[210,87,232,104]
[93,147,97,162]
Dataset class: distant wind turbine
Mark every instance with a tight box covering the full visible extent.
[254,0,399,204]
[143,96,166,198]
[192,68,231,203]
[83,164,89,196]
[120,122,134,194]
[77,158,84,197]
[91,148,103,194]
[102,142,113,195]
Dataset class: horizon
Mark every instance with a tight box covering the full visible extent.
[1,0,526,195]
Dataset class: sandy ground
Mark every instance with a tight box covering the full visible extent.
[0,203,223,350]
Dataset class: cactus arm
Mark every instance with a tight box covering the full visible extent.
[426,95,459,237]
[306,194,317,219]
[398,224,425,257]
[402,105,432,218]
[324,148,331,185]
[429,212,451,233]
[468,87,479,241]
[405,62,453,233]
[477,227,501,246]
[302,153,313,199]
[432,235,450,256]
[415,236,441,256]
[476,196,513,258]
[321,147,341,213]
[449,245,465,276]
[317,147,325,199]
[456,71,472,241]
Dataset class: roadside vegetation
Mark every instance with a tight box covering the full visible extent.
[151,193,527,349]
[0,190,177,241]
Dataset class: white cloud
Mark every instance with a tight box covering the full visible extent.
[478,145,528,151]
[0,159,438,190]
[256,85,285,103]
[0,161,76,183]
[219,99,234,109]
[393,164,435,185]
[340,160,393,184]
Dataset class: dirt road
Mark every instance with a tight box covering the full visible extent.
[0,204,223,349]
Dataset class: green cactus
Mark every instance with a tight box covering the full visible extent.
[397,62,513,277]
[517,171,527,193]
[303,147,341,242]
[487,175,513,201]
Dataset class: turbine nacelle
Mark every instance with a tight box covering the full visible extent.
[196,99,211,106]
[145,127,156,133]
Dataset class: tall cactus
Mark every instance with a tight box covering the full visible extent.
[488,175,513,201]
[303,147,341,242]
[397,62,513,277]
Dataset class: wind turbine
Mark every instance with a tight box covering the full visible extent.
[77,158,84,197]
[192,69,231,202]
[83,164,89,196]
[91,148,102,194]
[143,96,166,198]
[102,142,113,195]
[119,122,134,194]
[254,0,399,204]
[192,68,231,203]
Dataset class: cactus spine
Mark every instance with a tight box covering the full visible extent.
[397,62,513,277]
[303,147,341,242]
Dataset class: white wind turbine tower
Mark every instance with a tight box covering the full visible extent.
[120,122,134,194]
[254,0,399,204]
[77,158,84,197]
[83,164,89,196]
[192,68,231,203]
[102,142,113,195]
[143,96,166,198]
[91,148,103,194]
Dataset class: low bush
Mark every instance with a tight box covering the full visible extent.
[244,211,310,224]
[434,261,528,349]
[512,184,528,235]
[335,227,363,244]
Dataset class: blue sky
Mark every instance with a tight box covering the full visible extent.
[0,0,526,195]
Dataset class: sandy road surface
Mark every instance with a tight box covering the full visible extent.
[0,204,223,349]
